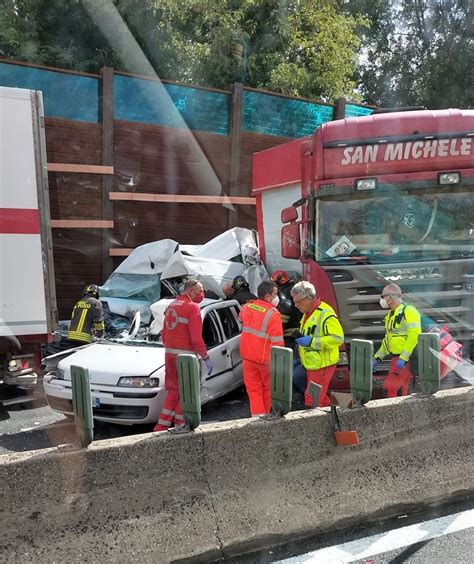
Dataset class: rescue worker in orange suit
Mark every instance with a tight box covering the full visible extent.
[291,281,344,408]
[270,270,302,348]
[67,284,105,344]
[372,283,421,398]
[154,279,213,431]
[239,280,284,416]
[232,275,257,305]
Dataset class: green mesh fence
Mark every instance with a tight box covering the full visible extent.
[114,75,231,135]
[0,62,99,122]
[345,103,374,118]
[242,90,335,138]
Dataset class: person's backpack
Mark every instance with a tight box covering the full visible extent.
[400,306,463,378]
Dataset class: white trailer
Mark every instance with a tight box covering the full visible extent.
[0,86,57,386]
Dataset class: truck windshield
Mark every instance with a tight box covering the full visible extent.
[314,187,474,264]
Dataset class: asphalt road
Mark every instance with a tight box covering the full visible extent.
[0,379,306,454]
[230,497,474,564]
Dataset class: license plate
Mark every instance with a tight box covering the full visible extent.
[92,397,101,408]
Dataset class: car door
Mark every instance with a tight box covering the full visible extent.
[213,301,243,390]
[199,310,228,403]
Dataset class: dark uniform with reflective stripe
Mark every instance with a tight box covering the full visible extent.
[68,296,105,344]
[275,281,301,347]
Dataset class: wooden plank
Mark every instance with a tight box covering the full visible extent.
[47,163,114,174]
[109,248,134,256]
[109,192,256,205]
[50,220,114,229]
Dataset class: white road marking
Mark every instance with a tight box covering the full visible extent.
[277,508,474,563]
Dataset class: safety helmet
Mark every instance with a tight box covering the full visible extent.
[83,284,100,298]
[232,275,249,291]
[271,270,289,285]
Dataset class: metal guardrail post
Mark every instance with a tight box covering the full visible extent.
[169,354,201,434]
[417,333,441,394]
[262,346,293,420]
[350,339,374,406]
[70,365,94,447]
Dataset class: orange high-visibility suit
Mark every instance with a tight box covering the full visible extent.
[154,295,208,431]
[239,300,284,415]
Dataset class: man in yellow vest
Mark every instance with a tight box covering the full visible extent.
[291,281,344,407]
[372,283,421,398]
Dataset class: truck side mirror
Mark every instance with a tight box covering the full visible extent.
[281,206,300,259]
[281,207,298,223]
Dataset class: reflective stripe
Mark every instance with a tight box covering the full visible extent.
[177,317,189,324]
[175,414,184,421]
[94,321,105,330]
[261,308,275,334]
[161,408,174,416]
[67,330,92,343]
[242,327,266,338]
[165,347,195,355]
[242,327,283,342]
[77,308,88,334]
[400,350,410,359]
[157,418,172,427]
[406,322,420,329]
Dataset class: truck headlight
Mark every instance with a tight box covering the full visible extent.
[117,376,160,388]
[438,171,460,185]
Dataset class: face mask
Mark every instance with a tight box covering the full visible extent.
[271,295,280,307]
[194,292,204,304]
[379,297,389,309]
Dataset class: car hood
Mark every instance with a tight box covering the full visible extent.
[58,342,165,385]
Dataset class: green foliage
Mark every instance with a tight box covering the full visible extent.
[346,0,474,109]
[0,0,366,102]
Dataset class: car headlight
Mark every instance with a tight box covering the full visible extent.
[117,376,160,388]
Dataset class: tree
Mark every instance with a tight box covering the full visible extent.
[345,0,474,109]
[0,0,367,102]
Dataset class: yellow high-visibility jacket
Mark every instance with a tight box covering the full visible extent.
[298,301,344,370]
[374,303,421,362]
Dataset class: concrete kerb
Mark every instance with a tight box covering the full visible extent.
[1,387,473,563]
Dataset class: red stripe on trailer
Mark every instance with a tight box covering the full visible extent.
[0,208,40,234]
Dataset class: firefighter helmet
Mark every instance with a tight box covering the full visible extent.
[271,269,290,286]
[232,275,249,291]
[83,284,100,298]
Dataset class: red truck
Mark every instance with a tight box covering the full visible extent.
[253,108,473,388]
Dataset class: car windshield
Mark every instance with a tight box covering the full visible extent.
[314,187,474,264]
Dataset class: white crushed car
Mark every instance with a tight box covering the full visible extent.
[43,299,243,425]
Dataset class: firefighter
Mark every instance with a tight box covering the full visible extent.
[67,284,105,344]
[372,283,421,398]
[291,281,344,408]
[270,270,302,348]
[154,279,213,431]
[231,275,257,305]
[239,280,284,416]
[222,283,235,300]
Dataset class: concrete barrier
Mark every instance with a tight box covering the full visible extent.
[1,387,473,563]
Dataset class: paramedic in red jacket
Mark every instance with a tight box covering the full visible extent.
[239,280,284,416]
[154,279,213,431]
